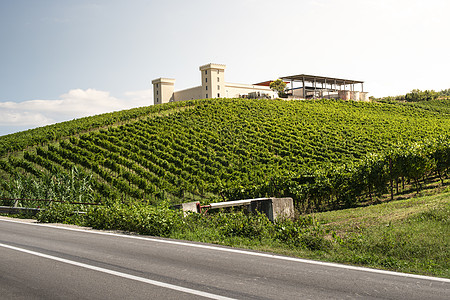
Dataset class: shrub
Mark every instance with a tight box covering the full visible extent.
[274,216,331,250]
[86,201,182,237]
[219,210,273,239]
[37,203,85,224]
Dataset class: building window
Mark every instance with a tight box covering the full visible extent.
[205,77,207,83]
[205,70,207,75]
[156,84,158,88]
[156,90,158,95]
[217,93,220,97]
[217,77,219,82]
[206,94,208,98]
[217,70,219,74]
[156,98,159,102]
[217,85,220,90]
[206,85,208,90]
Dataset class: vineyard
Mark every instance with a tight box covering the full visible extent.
[1,98,449,211]
[402,98,450,114]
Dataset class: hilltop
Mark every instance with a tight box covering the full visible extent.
[1,98,449,210]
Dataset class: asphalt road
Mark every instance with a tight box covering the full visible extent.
[0,217,449,300]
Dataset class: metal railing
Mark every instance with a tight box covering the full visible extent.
[0,197,101,207]
[0,197,101,216]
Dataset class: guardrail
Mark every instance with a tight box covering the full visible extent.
[203,197,270,210]
[0,197,101,207]
[0,197,100,216]
[0,206,41,216]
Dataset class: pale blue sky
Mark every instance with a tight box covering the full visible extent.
[1,0,449,136]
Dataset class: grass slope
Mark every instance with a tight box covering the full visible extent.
[170,190,450,278]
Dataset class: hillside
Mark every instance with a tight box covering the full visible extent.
[1,98,449,210]
[402,98,450,114]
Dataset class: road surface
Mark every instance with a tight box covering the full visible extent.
[0,217,448,299]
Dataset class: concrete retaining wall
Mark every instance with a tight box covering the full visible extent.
[178,197,294,222]
[250,198,294,221]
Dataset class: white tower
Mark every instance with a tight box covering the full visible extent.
[152,78,175,105]
[199,63,226,99]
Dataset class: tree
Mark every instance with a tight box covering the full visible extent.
[270,79,287,98]
[405,89,438,102]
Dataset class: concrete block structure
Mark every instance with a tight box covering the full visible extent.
[152,64,368,104]
[250,198,295,221]
[179,201,200,217]
[177,197,295,222]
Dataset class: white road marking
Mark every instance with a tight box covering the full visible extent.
[1,217,449,283]
[0,242,235,300]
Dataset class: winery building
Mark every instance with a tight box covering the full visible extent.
[152,63,368,105]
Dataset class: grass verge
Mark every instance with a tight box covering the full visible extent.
[32,191,449,278]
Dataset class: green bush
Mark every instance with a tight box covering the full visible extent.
[219,210,273,239]
[299,232,331,251]
[36,203,85,224]
[274,216,331,250]
[85,202,182,237]
[274,219,302,245]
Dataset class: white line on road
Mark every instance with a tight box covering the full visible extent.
[0,242,236,300]
[1,217,450,283]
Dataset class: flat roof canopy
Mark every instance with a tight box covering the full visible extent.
[280,74,363,86]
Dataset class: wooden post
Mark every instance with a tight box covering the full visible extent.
[314,78,316,99]
[343,80,348,100]
[389,157,393,201]
[302,77,305,98]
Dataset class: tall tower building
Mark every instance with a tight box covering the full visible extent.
[152,78,175,105]
[199,63,226,99]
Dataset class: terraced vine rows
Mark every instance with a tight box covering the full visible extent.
[1,98,449,205]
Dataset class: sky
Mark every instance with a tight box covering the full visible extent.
[1,0,449,136]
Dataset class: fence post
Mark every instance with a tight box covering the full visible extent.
[389,157,393,201]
